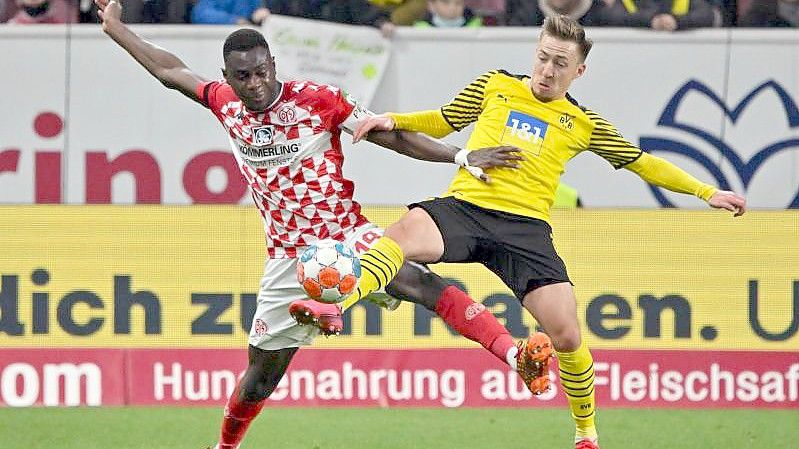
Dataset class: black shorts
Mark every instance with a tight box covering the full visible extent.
[409,196,571,301]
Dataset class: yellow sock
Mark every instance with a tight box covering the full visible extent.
[556,341,597,440]
[341,236,404,311]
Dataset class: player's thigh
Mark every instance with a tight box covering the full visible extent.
[249,258,320,351]
[482,216,570,300]
[392,198,486,264]
[384,207,445,263]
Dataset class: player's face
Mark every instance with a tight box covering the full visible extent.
[223,47,278,112]
[530,34,586,102]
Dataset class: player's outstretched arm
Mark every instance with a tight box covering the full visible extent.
[353,112,454,143]
[625,152,746,217]
[95,0,207,103]
[351,126,521,182]
[350,114,521,181]
[352,115,395,142]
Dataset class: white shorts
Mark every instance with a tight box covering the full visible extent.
[248,223,385,350]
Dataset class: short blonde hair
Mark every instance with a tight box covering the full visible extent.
[541,15,593,61]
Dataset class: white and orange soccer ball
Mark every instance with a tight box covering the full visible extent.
[297,240,361,304]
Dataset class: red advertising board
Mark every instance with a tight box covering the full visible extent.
[2,349,797,408]
[0,349,126,407]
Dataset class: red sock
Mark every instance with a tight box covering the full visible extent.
[435,285,516,364]
[218,385,266,449]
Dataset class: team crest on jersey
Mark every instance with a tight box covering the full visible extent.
[252,125,275,146]
[559,114,574,131]
[276,105,297,124]
[464,303,486,321]
[254,319,268,336]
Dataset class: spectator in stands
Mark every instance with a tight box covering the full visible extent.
[121,0,191,23]
[370,0,427,25]
[192,0,396,35]
[191,0,269,24]
[415,0,482,27]
[593,0,659,27]
[7,0,78,23]
[650,0,719,30]
[506,0,657,27]
[77,0,101,22]
[0,0,14,22]
[710,0,736,26]
[506,0,600,26]
[251,0,397,36]
[740,0,799,27]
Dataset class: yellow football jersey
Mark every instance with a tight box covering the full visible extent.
[395,70,642,223]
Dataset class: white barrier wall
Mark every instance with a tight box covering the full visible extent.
[1,25,798,207]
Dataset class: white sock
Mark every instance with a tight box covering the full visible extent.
[505,345,519,369]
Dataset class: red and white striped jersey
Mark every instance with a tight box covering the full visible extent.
[198,79,371,258]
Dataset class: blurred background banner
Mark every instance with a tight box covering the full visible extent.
[1,206,796,408]
[1,206,796,350]
[0,26,797,208]
[261,16,391,105]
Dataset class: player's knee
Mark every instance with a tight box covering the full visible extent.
[238,372,280,401]
[384,221,411,249]
[237,376,270,402]
[550,327,582,353]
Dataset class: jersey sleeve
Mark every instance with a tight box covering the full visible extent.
[337,90,374,134]
[196,80,224,111]
[439,70,496,131]
[389,110,454,138]
[625,152,717,201]
[584,109,643,169]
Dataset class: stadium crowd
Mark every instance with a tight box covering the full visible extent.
[0,0,796,29]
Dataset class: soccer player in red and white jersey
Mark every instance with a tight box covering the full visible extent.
[95,1,552,448]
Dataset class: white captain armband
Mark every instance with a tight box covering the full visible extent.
[455,148,486,181]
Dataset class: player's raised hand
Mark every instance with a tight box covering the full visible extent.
[95,0,122,29]
[353,115,396,143]
[708,190,746,217]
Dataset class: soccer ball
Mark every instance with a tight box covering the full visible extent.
[297,240,361,304]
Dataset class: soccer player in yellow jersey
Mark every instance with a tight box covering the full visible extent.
[347,14,746,449]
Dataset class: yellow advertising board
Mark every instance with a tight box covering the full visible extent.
[0,206,797,350]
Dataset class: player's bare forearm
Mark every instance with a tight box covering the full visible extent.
[366,130,458,163]
[364,130,522,183]
[103,20,182,82]
[97,0,204,101]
